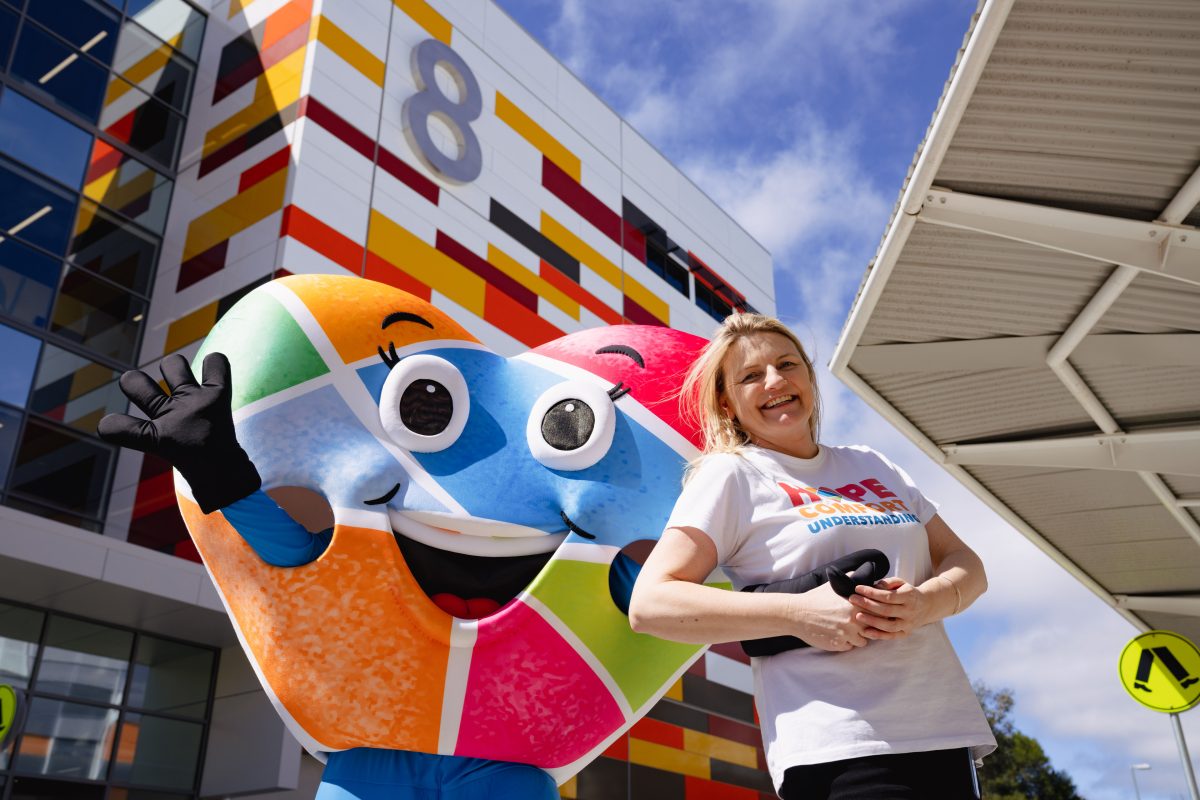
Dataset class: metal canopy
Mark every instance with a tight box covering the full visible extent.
[831,0,1200,642]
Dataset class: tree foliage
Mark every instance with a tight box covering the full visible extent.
[974,683,1085,800]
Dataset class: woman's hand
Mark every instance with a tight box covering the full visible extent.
[847,577,933,641]
[796,582,872,652]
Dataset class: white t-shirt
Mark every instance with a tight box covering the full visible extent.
[666,444,995,790]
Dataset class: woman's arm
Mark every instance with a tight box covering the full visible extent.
[848,514,987,639]
[629,525,871,652]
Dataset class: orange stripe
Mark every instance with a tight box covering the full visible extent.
[630,717,683,749]
[483,283,563,347]
[263,0,312,51]
[538,261,622,324]
[364,252,432,301]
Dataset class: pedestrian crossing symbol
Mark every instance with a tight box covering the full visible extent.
[1119,631,1200,713]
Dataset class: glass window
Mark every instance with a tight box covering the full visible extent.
[110,713,202,791]
[126,0,205,61]
[49,268,146,363]
[128,636,213,718]
[99,77,183,169]
[13,697,118,781]
[34,615,132,704]
[0,322,41,407]
[0,159,78,256]
[0,90,93,190]
[81,148,172,234]
[8,417,114,522]
[0,404,21,485]
[112,20,194,112]
[0,5,18,68]
[109,790,192,800]
[28,345,127,433]
[10,22,110,123]
[0,602,45,690]
[26,0,120,67]
[0,238,62,329]
[69,200,158,294]
[3,495,104,533]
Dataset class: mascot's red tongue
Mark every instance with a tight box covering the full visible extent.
[431,593,501,619]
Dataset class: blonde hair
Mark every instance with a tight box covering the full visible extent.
[680,313,821,458]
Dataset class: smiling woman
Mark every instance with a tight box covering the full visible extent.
[628,312,997,800]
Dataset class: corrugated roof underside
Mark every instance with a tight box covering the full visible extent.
[861,366,1093,445]
[965,464,1200,595]
[1092,271,1200,334]
[934,0,1200,222]
[858,225,1111,346]
[1076,363,1200,428]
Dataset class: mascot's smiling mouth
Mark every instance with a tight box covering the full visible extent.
[386,508,569,620]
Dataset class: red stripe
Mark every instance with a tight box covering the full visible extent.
[301,96,374,160]
[177,239,229,291]
[133,468,179,518]
[240,145,291,192]
[377,146,439,204]
[541,156,621,244]
[602,738,628,760]
[86,140,124,184]
[630,717,683,749]
[483,284,563,347]
[103,108,137,145]
[687,656,707,677]
[539,261,622,324]
[709,641,750,665]
[364,251,432,300]
[280,205,364,271]
[436,231,536,311]
[622,220,647,262]
[706,715,761,748]
[688,250,746,305]
[685,777,758,800]
[623,295,666,326]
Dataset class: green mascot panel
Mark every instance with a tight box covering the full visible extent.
[195,289,329,411]
[530,559,704,711]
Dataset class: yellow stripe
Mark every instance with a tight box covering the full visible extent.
[203,46,305,158]
[312,15,385,87]
[558,775,577,799]
[104,33,181,106]
[540,213,671,325]
[495,92,581,181]
[487,244,579,320]
[83,169,158,215]
[165,302,220,354]
[367,211,485,316]
[182,168,288,262]
[682,729,758,769]
[393,0,451,44]
[664,677,683,701]
[629,739,710,780]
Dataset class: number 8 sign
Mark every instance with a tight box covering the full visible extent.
[403,39,484,183]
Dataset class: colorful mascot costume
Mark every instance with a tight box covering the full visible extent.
[100,274,721,799]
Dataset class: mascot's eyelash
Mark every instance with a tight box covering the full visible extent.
[378,342,400,369]
[607,381,631,401]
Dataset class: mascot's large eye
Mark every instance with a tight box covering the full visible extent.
[379,355,469,452]
[526,380,615,471]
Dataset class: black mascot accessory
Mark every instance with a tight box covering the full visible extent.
[740,549,890,657]
[97,353,261,514]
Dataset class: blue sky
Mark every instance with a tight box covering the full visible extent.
[496,1,1200,798]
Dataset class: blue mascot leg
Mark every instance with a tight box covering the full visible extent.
[317,749,557,800]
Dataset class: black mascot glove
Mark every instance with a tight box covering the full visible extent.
[98,353,261,514]
[739,549,890,658]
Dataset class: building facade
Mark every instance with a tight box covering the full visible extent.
[0,0,776,798]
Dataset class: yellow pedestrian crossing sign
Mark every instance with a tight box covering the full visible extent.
[1119,631,1200,713]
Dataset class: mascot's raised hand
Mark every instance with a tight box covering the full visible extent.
[98,353,260,514]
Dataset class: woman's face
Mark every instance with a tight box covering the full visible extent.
[719,331,817,458]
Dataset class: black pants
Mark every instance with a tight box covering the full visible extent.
[779,748,980,800]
